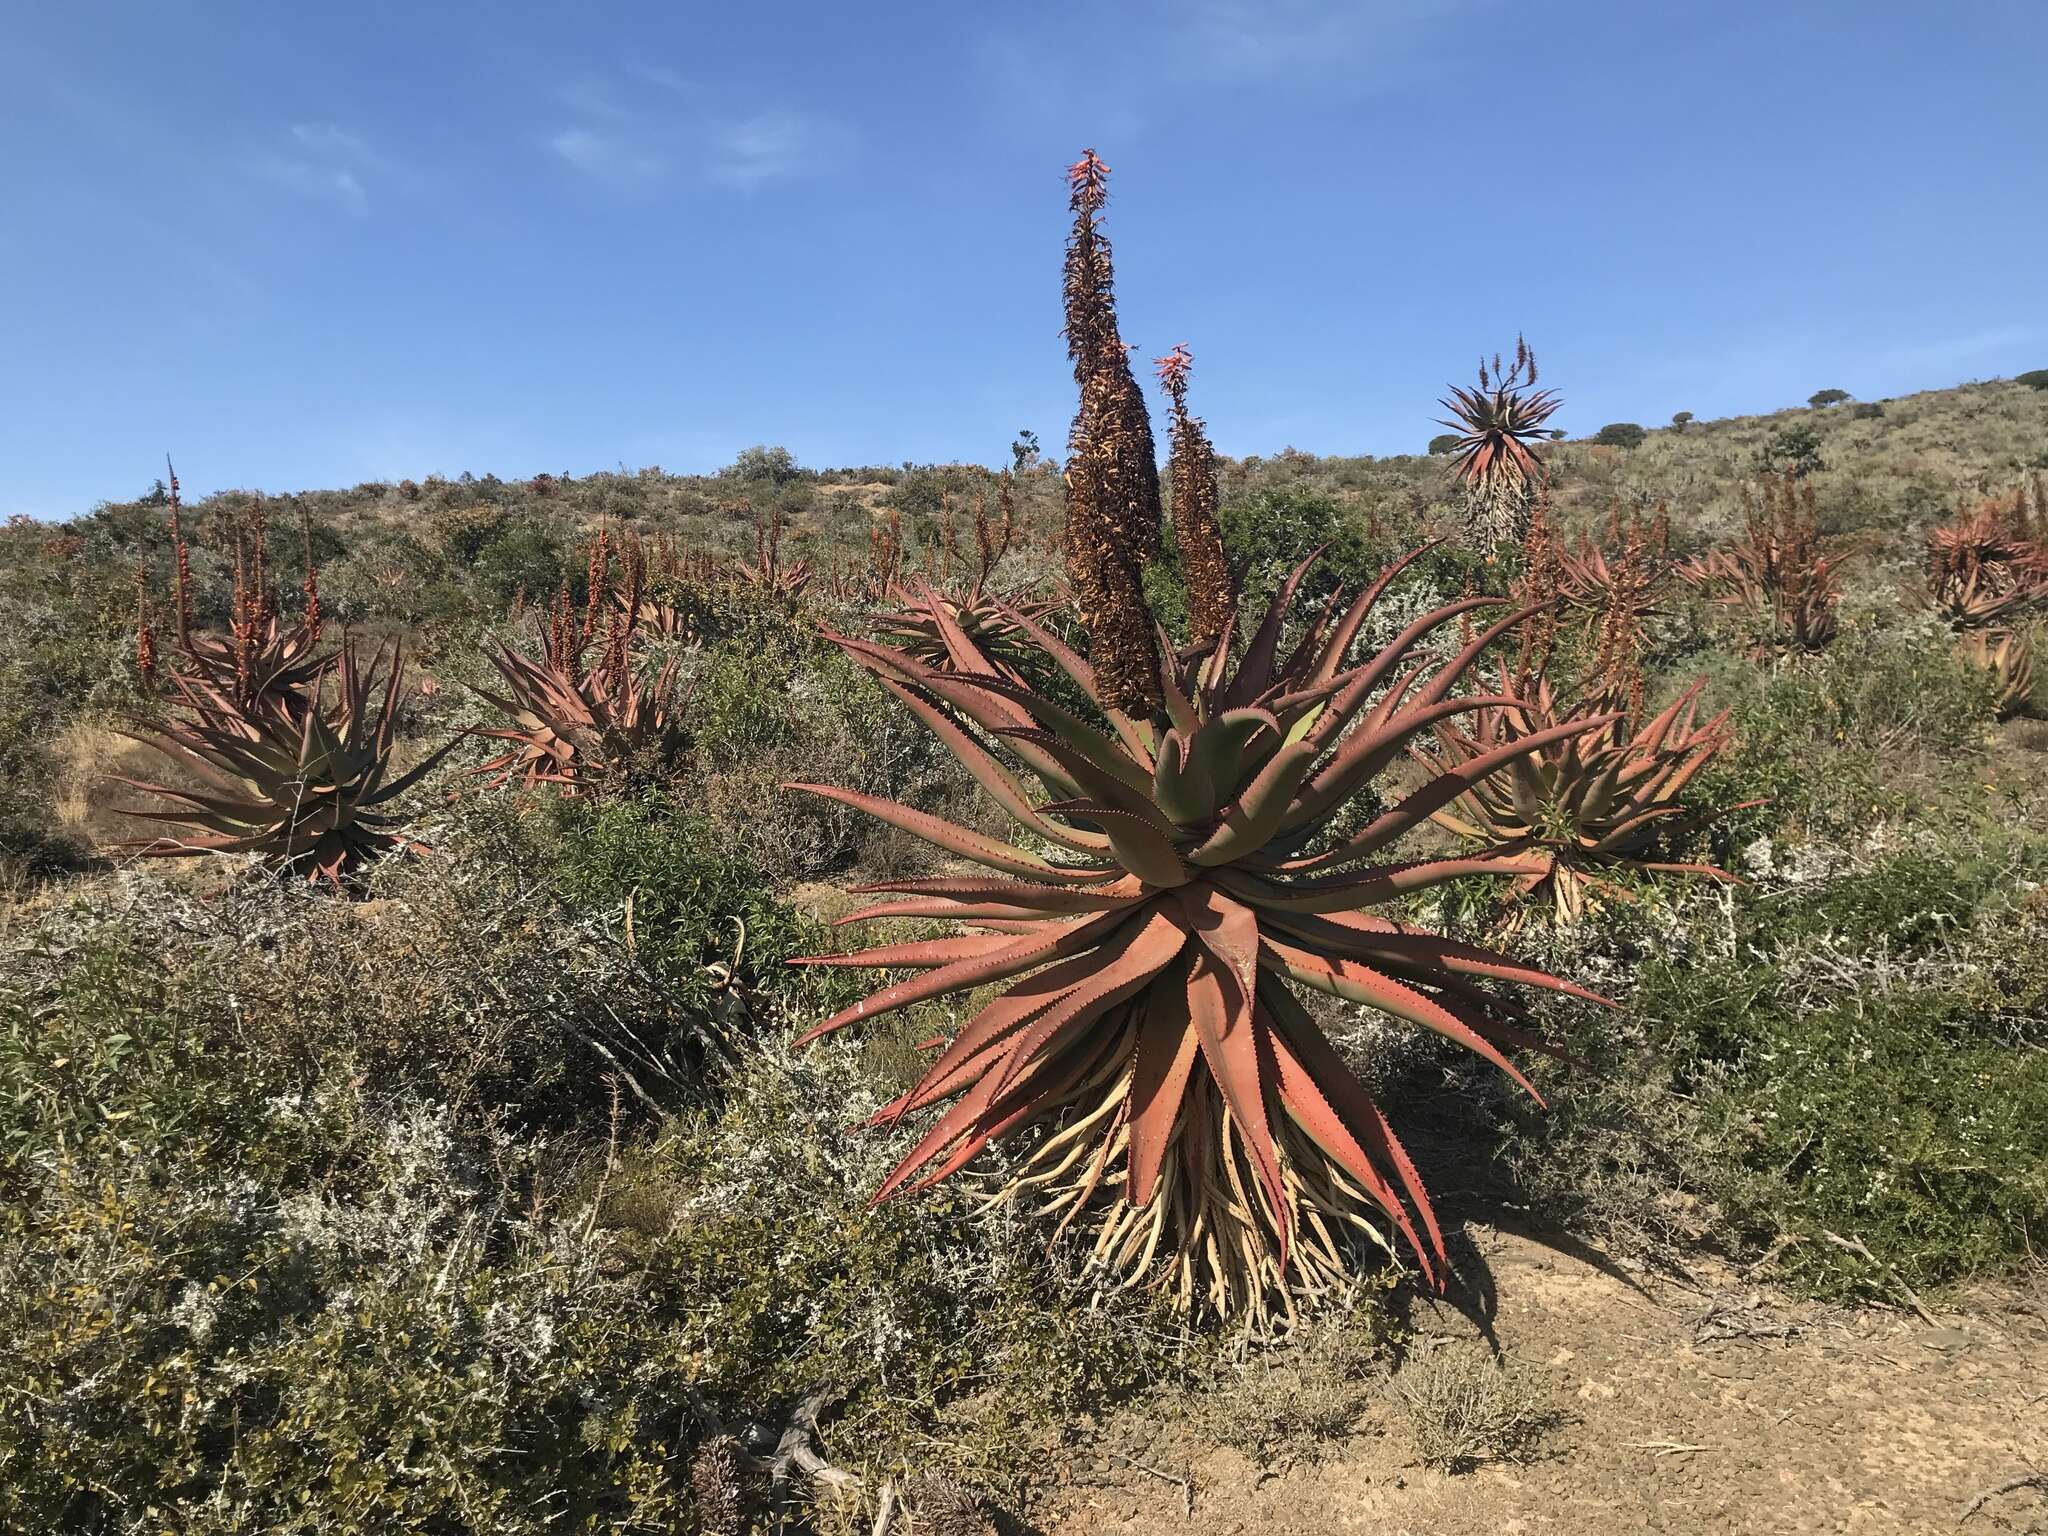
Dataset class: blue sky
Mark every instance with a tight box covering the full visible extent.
[5,1,2045,518]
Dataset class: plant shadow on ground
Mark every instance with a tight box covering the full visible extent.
[1386,1112,1662,1356]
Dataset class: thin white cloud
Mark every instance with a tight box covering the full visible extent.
[626,62,693,95]
[708,110,825,187]
[1873,325,2043,375]
[557,74,636,123]
[550,126,664,185]
[291,123,371,160]
[252,154,369,215]
[1174,0,1480,83]
[545,66,836,191]
[250,122,395,215]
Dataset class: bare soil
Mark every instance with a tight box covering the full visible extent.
[1039,1228,2048,1536]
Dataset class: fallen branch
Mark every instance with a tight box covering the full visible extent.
[1110,1451,1195,1519]
[1958,1471,2048,1524]
[1821,1230,1938,1327]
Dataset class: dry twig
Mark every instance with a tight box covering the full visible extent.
[1822,1230,1939,1326]
[1957,1471,2048,1524]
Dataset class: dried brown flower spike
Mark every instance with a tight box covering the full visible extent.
[1157,343,1236,647]
[1062,149,1163,713]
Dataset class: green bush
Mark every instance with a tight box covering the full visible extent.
[720,445,805,484]
[1760,421,1825,477]
[1222,487,1481,611]
[1691,618,1995,835]
[2015,369,2048,391]
[0,837,1187,1532]
[1495,835,2048,1297]
[679,607,968,880]
[1807,388,1851,408]
[1427,433,1460,455]
[471,512,575,607]
[1592,422,1646,449]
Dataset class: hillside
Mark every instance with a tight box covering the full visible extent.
[2,368,2046,1535]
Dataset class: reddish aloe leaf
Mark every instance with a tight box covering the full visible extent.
[890,906,1186,1116]
[879,916,1185,1198]
[1002,728,1177,831]
[787,935,1005,971]
[1259,937,1543,1105]
[1305,713,1617,866]
[849,875,1137,907]
[1042,803,1191,888]
[880,955,1111,1122]
[873,675,1109,852]
[790,904,1140,1046]
[782,781,1089,881]
[1259,978,1445,1281]
[1285,692,1522,833]
[952,674,1153,788]
[1305,598,1502,754]
[1309,542,1439,685]
[1150,728,1217,828]
[1185,946,1291,1272]
[981,907,1189,1105]
[837,898,1119,924]
[1188,739,1319,867]
[1220,549,1321,710]
[1217,857,1552,914]
[1260,1006,1428,1270]
[893,1018,1134,1201]
[1264,909,1612,1005]
[993,598,1158,765]
[1125,971,1201,1207]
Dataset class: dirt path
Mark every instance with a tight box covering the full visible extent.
[1043,1229,2048,1535]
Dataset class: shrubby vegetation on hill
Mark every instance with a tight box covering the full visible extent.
[3,178,2046,1529]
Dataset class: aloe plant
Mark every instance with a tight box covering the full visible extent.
[1437,338,1562,548]
[788,559,1607,1325]
[782,151,1609,1327]
[115,644,454,888]
[474,535,691,795]
[1414,669,1745,925]
[1959,628,2037,719]
[1924,491,2047,633]
[1677,476,1844,657]
[473,596,689,795]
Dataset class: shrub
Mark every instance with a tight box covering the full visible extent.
[0,817,1186,1532]
[720,445,805,484]
[471,513,574,607]
[429,501,509,564]
[2015,369,2048,391]
[1395,1348,1560,1473]
[1180,1306,1390,1467]
[683,606,966,880]
[1692,620,1993,832]
[1851,402,1885,420]
[1426,433,1460,455]
[1808,388,1851,408]
[1760,421,1826,477]
[1497,835,2048,1295]
[1671,410,1694,429]
[1592,422,1647,449]
[1649,861,2048,1297]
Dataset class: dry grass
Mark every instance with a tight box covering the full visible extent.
[48,721,165,842]
[1394,1344,1563,1473]
[1180,1310,1388,1468]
